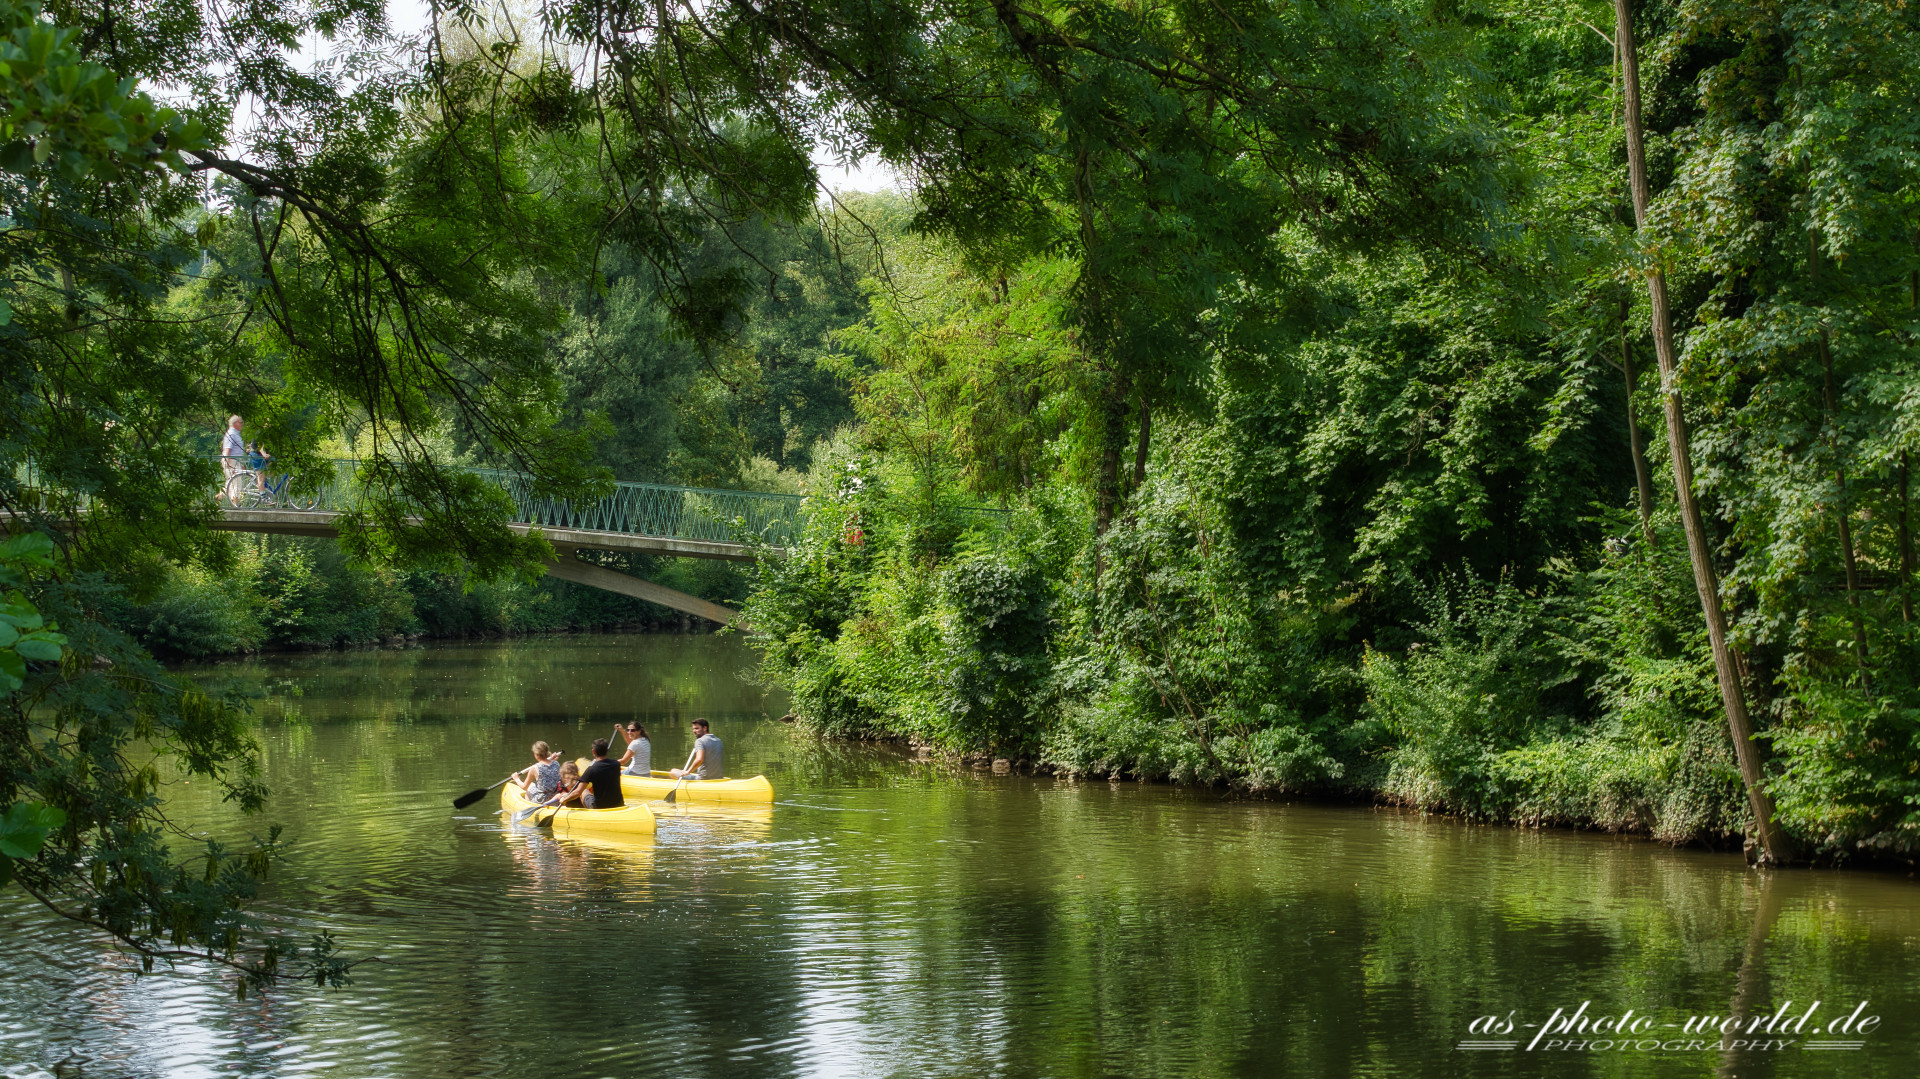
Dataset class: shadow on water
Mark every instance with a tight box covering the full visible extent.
[1,632,1915,1079]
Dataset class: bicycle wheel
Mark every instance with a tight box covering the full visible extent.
[223,472,262,508]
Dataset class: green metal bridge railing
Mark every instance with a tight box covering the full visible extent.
[220,458,804,548]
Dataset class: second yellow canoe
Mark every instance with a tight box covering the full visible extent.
[619,770,775,804]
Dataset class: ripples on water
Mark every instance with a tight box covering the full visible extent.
[2,634,1917,1078]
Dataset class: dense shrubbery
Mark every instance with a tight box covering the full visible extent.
[747,435,1770,848]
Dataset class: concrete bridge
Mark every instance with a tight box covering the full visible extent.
[211,461,801,628]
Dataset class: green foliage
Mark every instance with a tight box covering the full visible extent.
[1362,575,1569,816]
[0,800,63,885]
[0,0,205,182]
[0,532,67,693]
[0,531,354,986]
[0,530,68,889]
[744,435,1062,754]
[1049,463,1354,790]
[555,209,866,486]
[742,0,1920,863]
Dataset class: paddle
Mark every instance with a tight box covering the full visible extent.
[664,748,698,805]
[526,788,574,828]
[452,775,516,810]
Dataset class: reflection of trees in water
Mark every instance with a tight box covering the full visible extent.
[1718,871,1782,1079]
[760,727,910,786]
[191,634,780,729]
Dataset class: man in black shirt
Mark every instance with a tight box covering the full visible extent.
[579,739,625,809]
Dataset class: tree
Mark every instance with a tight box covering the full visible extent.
[1612,0,1796,864]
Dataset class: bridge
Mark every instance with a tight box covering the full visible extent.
[213,460,803,628]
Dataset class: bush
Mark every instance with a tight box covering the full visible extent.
[1362,573,1568,815]
[131,567,265,658]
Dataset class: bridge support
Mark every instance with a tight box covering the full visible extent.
[542,553,746,629]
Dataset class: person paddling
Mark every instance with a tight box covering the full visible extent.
[578,738,625,809]
[611,722,651,776]
[669,718,723,781]
[514,741,562,800]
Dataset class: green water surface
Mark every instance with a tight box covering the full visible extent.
[1,633,1915,1078]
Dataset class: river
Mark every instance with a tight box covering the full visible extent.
[0,633,1914,1078]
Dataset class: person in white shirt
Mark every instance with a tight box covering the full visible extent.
[219,415,245,501]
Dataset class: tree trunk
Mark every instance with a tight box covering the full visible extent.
[1614,0,1797,864]
[1621,297,1657,544]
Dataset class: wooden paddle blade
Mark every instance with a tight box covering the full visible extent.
[451,788,489,809]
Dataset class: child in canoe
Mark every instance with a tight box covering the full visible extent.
[514,741,563,801]
[537,761,585,809]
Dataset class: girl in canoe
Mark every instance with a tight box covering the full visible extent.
[514,741,563,801]
[537,761,585,809]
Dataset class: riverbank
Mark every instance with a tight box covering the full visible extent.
[860,733,1783,861]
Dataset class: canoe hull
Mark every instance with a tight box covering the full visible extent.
[619,771,775,804]
[500,781,657,835]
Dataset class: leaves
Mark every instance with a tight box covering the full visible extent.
[0,1,207,180]
[0,534,66,696]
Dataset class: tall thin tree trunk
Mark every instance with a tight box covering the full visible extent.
[1614,0,1797,864]
[1621,297,1657,544]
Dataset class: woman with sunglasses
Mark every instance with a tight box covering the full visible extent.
[611,721,651,776]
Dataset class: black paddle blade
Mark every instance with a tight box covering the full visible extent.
[664,787,677,804]
[451,788,489,809]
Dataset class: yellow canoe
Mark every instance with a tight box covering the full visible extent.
[500,780,657,836]
[619,770,775,804]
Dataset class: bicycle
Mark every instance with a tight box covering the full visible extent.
[222,470,264,508]
[221,470,319,510]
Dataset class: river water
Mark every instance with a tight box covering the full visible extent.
[1,633,1915,1078]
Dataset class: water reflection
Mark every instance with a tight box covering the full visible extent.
[0,633,1914,1079]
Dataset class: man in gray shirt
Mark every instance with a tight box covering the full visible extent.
[669,718,723,781]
